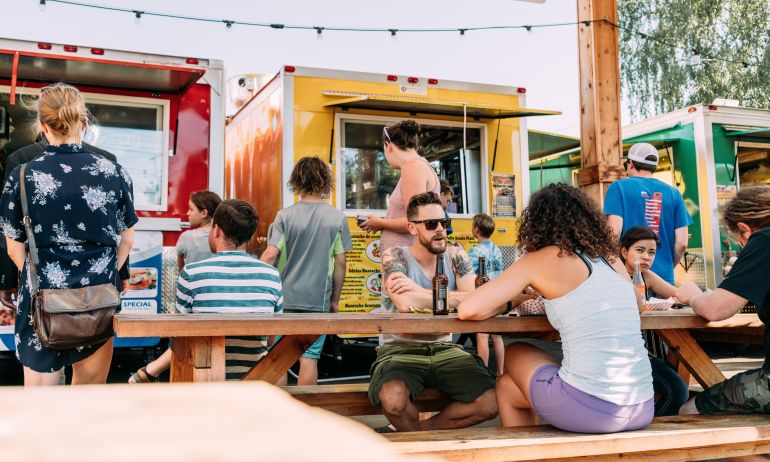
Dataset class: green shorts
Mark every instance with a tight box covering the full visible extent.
[696,368,770,415]
[367,343,496,408]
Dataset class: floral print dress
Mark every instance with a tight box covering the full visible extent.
[0,144,138,372]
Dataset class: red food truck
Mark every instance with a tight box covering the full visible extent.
[0,38,225,352]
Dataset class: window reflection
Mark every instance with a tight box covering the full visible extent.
[341,120,482,214]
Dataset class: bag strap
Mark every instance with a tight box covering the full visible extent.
[19,164,41,296]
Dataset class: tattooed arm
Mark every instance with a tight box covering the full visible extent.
[448,245,476,292]
[382,247,430,313]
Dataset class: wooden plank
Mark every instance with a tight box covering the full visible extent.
[113,312,762,338]
[285,384,450,416]
[241,334,319,384]
[386,414,770,462]
[170,336,226,382]
[0,381,418,462]
[658,329,726,388]
[576,0,623,204]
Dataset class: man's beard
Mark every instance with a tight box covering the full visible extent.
[419,233,447,255]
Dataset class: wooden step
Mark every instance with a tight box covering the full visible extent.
[384,414,770,462]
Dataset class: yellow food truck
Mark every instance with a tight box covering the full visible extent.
[225,65,559,313]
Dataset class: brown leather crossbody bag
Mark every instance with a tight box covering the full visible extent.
[20,164,120,350]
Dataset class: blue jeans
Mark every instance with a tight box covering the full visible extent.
[650,356,689,416]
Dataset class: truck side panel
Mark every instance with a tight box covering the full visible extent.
[225,78,283,252]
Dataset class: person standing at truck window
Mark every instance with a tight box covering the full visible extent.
[261,156,352,386]
[0,83,137,386]
[128,190,221,383]
[0,135,128,312]
[358,120,440,252]
[604,142,693,285]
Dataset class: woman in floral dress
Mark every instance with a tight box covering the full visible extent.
[0,83,137,386]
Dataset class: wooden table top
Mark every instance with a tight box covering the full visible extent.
[114,310,763,338]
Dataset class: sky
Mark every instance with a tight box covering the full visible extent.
[4,0,592,136]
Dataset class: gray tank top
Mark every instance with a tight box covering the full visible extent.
[380,247,454,346]
[544,253,654,406]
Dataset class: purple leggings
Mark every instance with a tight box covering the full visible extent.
[529,364,654,433]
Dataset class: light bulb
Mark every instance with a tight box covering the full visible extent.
[38,0,46,12]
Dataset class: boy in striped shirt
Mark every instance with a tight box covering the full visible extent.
[176,199,283,380]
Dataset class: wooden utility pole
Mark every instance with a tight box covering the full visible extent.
[576,0,624,205]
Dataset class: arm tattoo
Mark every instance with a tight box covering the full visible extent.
[382,247,409,281]
[449,246,474,278]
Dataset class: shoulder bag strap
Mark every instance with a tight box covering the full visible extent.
[19,164,41,296]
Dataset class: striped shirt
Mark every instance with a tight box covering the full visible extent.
[176,251,283,380]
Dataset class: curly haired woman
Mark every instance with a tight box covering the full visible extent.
[459,183,653,433]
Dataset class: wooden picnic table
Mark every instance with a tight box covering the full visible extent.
[114,310,763,387]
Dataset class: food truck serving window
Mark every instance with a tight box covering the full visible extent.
[340,118,483,215]
[0,87,170,211]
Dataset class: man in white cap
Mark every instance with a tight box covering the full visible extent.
[604,142,693,285]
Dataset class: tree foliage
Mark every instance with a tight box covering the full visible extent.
[618,0,770,121]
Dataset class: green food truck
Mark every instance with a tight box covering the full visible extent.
[529,104,770,299]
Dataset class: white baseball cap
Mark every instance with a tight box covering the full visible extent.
[626,143,659,166]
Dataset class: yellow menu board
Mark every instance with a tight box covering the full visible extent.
[339,232,478,313]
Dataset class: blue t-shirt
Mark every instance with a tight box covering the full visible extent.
[604,177,693,284]
[468,240,505,280]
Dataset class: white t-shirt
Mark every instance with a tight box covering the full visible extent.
[176,227,215,265]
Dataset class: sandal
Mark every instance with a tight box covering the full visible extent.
[129,366,159,384]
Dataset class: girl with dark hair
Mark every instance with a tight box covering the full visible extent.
[619,226,688,416]
[129,190,222,383]
[358,120,440,252]
[459,183,654,433]
[619,226,676,299]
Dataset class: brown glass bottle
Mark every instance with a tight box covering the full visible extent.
[475,256,489,288]
[432,253,449,315]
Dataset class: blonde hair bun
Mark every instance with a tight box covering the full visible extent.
[37,83,88,138]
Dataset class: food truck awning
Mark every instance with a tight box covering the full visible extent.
[0,50,204,93]
[623,123,689,148]
[528,130,580,161]
[321,91,560,119]
[724,126,770,142]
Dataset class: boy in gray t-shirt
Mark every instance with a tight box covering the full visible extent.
[261,156,352,386]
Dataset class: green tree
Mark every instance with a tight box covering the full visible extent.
[618,0,770,121]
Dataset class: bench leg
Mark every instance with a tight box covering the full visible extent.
[658,329,725,389]
[170,336,226,382]
[241,334,319,384]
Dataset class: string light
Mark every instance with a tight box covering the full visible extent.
[132,9,142,25]
[28,0,770,70]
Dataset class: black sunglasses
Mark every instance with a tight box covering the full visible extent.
[410,218,451,231]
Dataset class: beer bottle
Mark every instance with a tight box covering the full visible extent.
[632,259,648,312]
[433,253,449,315]
[475,256,489,288]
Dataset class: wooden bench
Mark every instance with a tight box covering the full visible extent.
[385,414,770,461]
[285,383,450,416]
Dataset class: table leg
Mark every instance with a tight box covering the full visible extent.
[241,334,320,384]
[658,329,725,389]
[170,336,226,382]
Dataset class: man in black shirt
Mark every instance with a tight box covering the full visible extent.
[676,186,770,416]
[0,140,129,309]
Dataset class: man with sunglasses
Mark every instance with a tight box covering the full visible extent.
[368,192,498,433]
[604,142,692,285]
